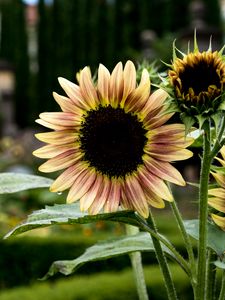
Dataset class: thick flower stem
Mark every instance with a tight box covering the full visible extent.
[170,200,197,291]
[218,270,225,300]
[206,249,217,300]
[147,210,178,300]
[126,225,149,300]
[196,124,212,300]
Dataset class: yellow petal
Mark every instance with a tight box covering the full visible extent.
[50,162,86,192]
[97,64,110,105]
[67,168,97,203]
[79,173,103,211]
[143,157,185,186]
[35,130,78,145]
[138,167,173,201]
[79,67,99,109]
[39,150,81,173]
[123,174,149,218]
[109,62,124,108]
[211,214,225,231]
[58,77,90,110]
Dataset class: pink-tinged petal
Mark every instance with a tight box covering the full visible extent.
[120,186,135,211]
[141,89,168,119]
[124,71,150,113]
[144,89,168,113]
[33,143,78,159]
[138,167,173,201]
[35,130,78,145]
[38,149,82,173]
[109,62,124,108]
[211,214,225,230]
[50,162,86,192]
[79,174,103,211]
[211,172,225,189]
[143,156,185,186]
[67,168,97,204]
[144,112,174,129]
[146,142,193,154]
[145,148,193,161]
[147,124,186,139]
[142,187,165,208]
[88,176,111,214]
[36,118,67,130]
[149,133,193,146]
[79,67,99,109]
[39,112,81,127]
[52,92,83,114]
[122,60,136,100]
[208,197,225,213]
[208,188,225,198]
[123,174,149,218]
[97,64,110,105]
[104,179,121,213]
[58,77,90,109]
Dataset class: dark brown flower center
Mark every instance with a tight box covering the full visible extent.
[179,59,221,95]
[79,105,147,178]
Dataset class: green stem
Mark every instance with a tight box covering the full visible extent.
[147,210,178,300]
[211,115,225,159]
[196,122,212,300]
[218,270,225,300]
[206,249,217,300]
[126,225,149,300]
[135,213,190,276]
[170,200,197,289]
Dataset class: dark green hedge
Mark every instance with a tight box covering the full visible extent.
[0,265,193,300]
[0,223,186,289]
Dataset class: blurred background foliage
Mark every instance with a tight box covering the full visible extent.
[0,0,222,127]
[0,0,223,298]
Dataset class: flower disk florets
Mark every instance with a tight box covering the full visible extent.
[166,40,225,128]
[33,61,193,218]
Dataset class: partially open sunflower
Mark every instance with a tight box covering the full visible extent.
[167,36,225,127]
[33,61,193,218]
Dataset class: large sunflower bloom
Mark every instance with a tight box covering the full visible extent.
[209,146,225,231]
[33,61,193,218]
[167,37,225,128]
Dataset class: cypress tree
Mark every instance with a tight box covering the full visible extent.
[12,0,30,128]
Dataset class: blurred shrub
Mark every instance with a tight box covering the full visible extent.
[0,265,192,300]
[0,215,189,290]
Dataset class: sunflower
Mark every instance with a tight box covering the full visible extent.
[33,61,193,218]
[209,146,225,231]
[167,37,225,127]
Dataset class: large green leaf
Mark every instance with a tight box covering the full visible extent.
[42,232,176,279]
[4,203,141,238]
[184,219,225,255]
[0,173,53,194]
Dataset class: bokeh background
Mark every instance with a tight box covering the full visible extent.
[0,0,223,299]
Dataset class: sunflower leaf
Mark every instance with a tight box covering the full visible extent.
[0,173,53,194]
[4,203,142,238]
[41,232,176,279]
[184,219,225,255]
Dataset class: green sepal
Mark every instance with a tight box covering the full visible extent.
[4,203,143,239]
[0,173,53,194]
[213,260,225,269]
[41,232,177,279]
[184,219,225,256]
[180,113,195,136]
